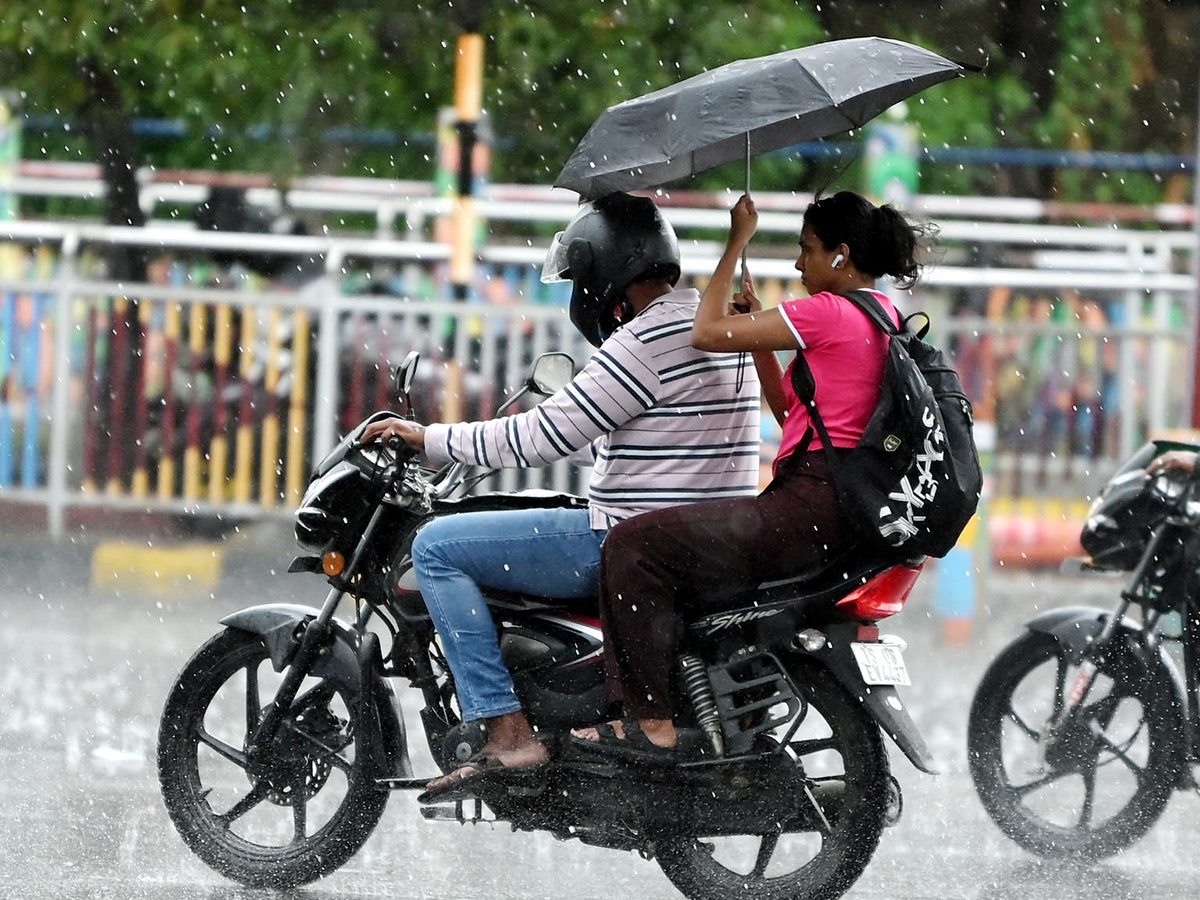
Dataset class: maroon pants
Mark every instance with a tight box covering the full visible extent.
[598,451,856,719]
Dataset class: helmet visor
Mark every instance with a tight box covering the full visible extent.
[540,231,572,284]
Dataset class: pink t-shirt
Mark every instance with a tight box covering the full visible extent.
[774,290,898,475]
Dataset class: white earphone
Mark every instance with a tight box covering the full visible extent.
[832,253,845,269]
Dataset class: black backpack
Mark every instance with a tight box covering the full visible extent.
[790,290,982,558]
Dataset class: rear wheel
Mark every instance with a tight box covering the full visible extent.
[157,628,391,888]
[967,630,1179,861]
[655,665,890,900]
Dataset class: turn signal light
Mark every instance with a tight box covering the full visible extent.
[322,551,346,576]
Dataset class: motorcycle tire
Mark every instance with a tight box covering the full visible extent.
[157,627,391,888]
[967,630,1178,861]
[655,664,890,900]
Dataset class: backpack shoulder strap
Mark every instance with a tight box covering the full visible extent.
[840,290,899,335]
[902,311,931,341]
[788,349,840,473]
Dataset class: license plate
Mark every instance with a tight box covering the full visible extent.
[851,643,911,686]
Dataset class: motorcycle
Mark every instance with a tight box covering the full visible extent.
[157,350,936,900]
[968,441,1200,861]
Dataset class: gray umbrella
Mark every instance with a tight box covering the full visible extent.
[554,37,974,199]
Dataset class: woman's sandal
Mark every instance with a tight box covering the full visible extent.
[569,717,694,765]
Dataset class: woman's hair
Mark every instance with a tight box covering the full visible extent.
[803,191,933,289]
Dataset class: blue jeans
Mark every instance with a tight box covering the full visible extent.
[410,507,606,722]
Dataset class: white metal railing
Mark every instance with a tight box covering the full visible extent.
[12,160,1198,231]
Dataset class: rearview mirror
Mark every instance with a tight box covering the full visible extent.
[394,351,420,406]
[529,352,574,396]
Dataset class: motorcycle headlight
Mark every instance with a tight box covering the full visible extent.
[294,461,375,552]
[1084,513,1116,535]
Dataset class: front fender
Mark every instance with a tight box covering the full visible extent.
[1025,605,1186,697]
[221,603,360,678]
[1025,605,1120,660]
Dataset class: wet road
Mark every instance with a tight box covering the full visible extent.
[1,535,1197,900]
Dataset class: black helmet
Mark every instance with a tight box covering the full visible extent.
[541,192,681,347]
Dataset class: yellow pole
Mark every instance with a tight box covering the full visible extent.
[183,303,206,501]
[259,307,283,507]
[443,31,486,426]
[158,302,181,500]
[449,30,481,291]
[455,33,484,123]
[285,308,311,506]
[233,308,256,503]
[207,303,233,503]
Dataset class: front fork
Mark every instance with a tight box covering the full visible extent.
[1056,523,1178,726]
[1057,603,1126,723]
[246,503,392,769]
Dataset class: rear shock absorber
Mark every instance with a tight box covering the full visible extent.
[679,654,724,757]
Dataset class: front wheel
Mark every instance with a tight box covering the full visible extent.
[157,627,391,888]
[655,664,890,900]
[967,630,1179,861]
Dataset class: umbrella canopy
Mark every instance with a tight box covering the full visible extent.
[554,37,973,199]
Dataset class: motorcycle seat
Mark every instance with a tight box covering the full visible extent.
[687,545,923,618]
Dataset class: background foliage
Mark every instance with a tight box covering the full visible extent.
[0,0,1196,208]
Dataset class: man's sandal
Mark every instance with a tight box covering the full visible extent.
[417,754,542,804]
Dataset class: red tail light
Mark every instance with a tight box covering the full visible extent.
[835,564,924,621]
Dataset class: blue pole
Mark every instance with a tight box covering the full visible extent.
[0,291,13,486]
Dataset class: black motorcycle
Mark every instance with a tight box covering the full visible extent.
[968,441,1200,860]
[157,351,936,900]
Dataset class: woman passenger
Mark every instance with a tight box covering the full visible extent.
[573,190,930,759]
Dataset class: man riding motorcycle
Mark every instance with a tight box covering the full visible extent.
[361,192,762,795]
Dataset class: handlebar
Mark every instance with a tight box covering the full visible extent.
[347,430,470,503]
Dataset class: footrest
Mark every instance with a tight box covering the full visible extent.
[419,797,486,823]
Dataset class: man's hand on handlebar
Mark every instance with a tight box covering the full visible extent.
[360,417,427,451]
[1146,450,1199,477]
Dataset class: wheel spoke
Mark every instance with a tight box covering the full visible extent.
[789,737,838,757]
[1005,704,1042,742]
[801,782,832,835]
[1093,730,1147,780]
[245,663,262,736]
[327,753,352,773]
[196,726,249,769]
[1080,691,1122,730]
[216,780,270,825]
[1078,764,1097,828]
[282,720,353,772]
[750,832,779,879]
[1011,769,1070,797]
[292,679,338,715]
[292,777,308,844]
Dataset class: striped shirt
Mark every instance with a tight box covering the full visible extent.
[423,288,761,529]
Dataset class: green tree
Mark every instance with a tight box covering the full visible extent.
[0,0,455,221]
[0,0,1195,206]
[485,1,825,187]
